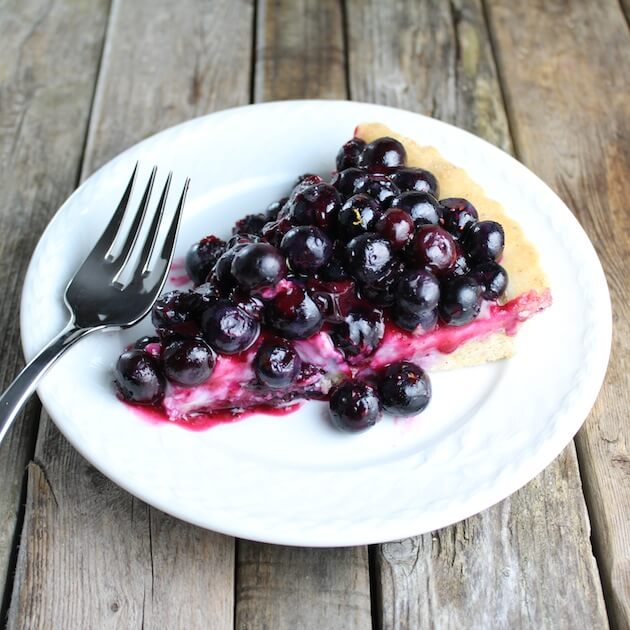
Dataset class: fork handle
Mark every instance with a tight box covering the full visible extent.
[0,322,94,445]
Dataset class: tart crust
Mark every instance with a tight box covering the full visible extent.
[356,123,550,369]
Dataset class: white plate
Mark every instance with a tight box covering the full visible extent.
[20,101,611,546]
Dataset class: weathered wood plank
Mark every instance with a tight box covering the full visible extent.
[234,2,372,629]
[7,1,255,627]
[346,0,609,627]
[486,1,630,627]
[0,0,110,613]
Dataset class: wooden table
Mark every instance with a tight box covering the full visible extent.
[0,1,628,628]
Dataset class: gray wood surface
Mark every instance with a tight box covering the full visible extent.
[234,2,372,629]
[486,1,630,628]
[346,1,609,627]
[0,0,110,610]
[6,1,255,627]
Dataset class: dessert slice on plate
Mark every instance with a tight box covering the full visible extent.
[113,124,551,431]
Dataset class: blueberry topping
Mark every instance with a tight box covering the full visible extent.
[379,361,431,416]
[393,305,438,332]
[114,350,165,404]
[254,340,301,389]
[390,168,438,196]
[336,138,366,171]
[232,213,267,236]
[265,197,288,221]
[359,137,406,173]
[261,218,294,248]
[395,269,440,314]
[346,233,394,287]
[390,191,442,227]
[464,220,505,263]
[201,300,260,354]
[407,225,458,275]
[355,174,400,207]
[376,207,415,250]
[438,275,483,325]
[317,241,350,281]
[282,183,341,228]
[151,290,202,333]
[331,167,369,199]
[306,278,356,322]
[470,261,508,300]
[134,336,160,350]
[329,380,383,432]
[265,285,323,339]
[337,194,382,240]
[281,226,333,274]
[330,306,385,364]
[440,198,478,238]
[228,290,265,320]
[185,235,227,285]
[162,337,216,386]
[230,242,287,291]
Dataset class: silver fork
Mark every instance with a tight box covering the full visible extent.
[0,165,189,444]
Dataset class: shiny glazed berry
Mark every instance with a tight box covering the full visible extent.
[394,305,438,332]
[151,290,202,332]
[395,269,440,314]
[464,220,505,263]
[134,335,160,350]
[283,183,341,228]
[254,340,301,389]
[470,261,508,300]
[359,137,406,173]
[329,380,383,432]
[376,208,415,250]
[185,235,227,285]
[261,218,293,248]
[230,242,287,290]
[408,225,458,275]
[114,350,165,404]
[390,191,442,226]
[440,198,478,238]
[330,306,385,364]
[389,168,439,196]
[233,213,267,236]
[226,233,261,250]
[337,194,382,240]
[265,285,323,339]
[201,300,260,354]
[281,226,333,274]
[306,278,356,322]
[439,275,483,325]
[228,290,265,320]
[379,361,431,416]
[331,167,369,199]
[317,241,350,282]
[265,197,288,221]
[355,174,400,207]
[346,233,393,287]
[336,137,366,170]
[162,337,216,386]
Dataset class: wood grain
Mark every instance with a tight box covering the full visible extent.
[486,1,630,627]
[7,1,255,627]
[346,0,609,627]
[0,0,110,612]
[234,2,372,629]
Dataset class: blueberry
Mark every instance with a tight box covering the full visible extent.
[330,306,385,365]
[254,340,302,389]
[212,247,243,292]
[306,277,356,322]
[336,137,366,170]
[390,191,442,227]
[464,220,505,263]
[390,168,439,196]
[337,194,382,240]
[226,233,261,250]
[185,235,227,285]
[317,241,350,282]
[360,137,406,173]
[379,361,431,416]
[151,290,203,333]
[346,233,393,287]
[395,269,440,314]
[355,174,400,207]
[393,305,438,332]
[232,213,267,236]
[440,198,478,238]
[470,261,508,300]
[227,289,265,320]
[280,226,333,274]
[331,167,370,199]
[282,183,341,228]
[114,349,165,404]
[329,380,383,432]
[201,300,260,354]
[162,337,216,386]
[265,285,323,339]
[261,218,294,248]
[231,242,287,291]
[134,335,160,350]
[438,275,483,326]
[376,207,415,250]
[407,225,458,276]
[265,197,289,221]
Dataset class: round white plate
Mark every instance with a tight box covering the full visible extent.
[20,101,611,546]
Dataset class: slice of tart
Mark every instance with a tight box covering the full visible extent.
[113,124,551,430]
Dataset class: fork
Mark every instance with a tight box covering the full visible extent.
[0,165,189,445]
